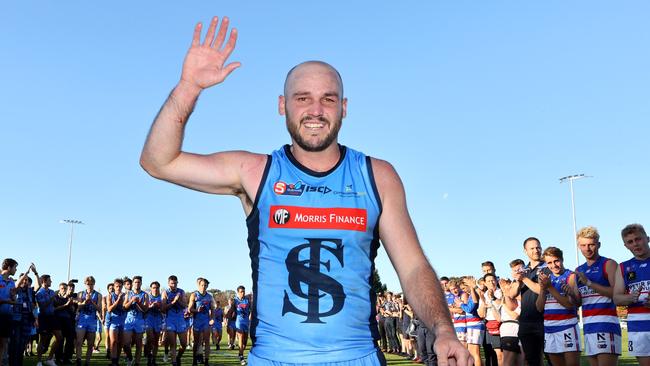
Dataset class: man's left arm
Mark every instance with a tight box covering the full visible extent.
[372,158,472,366]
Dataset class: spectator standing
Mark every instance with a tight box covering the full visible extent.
[509,237,545,366]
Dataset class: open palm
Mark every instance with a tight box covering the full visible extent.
[181,16,240,90]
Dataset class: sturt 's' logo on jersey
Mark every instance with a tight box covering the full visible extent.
[282,238,346,324]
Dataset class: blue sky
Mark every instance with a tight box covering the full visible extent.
[2,2,648,293]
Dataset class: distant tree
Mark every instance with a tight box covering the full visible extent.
[208,288,236,305]
[372,268,388,294]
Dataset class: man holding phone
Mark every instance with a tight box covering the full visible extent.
[508,237,546,366]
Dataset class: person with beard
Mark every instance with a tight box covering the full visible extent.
[508,237,546,366]
[140,16,471,366]
[613,223,650,366]
[161,275,187,366]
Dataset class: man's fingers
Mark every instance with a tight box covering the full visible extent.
[223,62,241,78]
[222,28,238,58]
[204,16,219,47]
[192,22,202,47]
[213,16,230,49]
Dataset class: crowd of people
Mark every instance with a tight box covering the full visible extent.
[373,223,650,366]
[2,223,649,366]
[0,270,253,366]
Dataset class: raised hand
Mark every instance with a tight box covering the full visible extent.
[538,272,550,289]
[575,271,589,286]
[180,16,241,92]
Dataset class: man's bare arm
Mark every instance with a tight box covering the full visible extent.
[139,17,266,208]
[373,158,472,366]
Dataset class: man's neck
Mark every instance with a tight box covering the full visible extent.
[290,143,341,173]
[528,259,541,268]
[635,252,650,261]
[585,255,601,266]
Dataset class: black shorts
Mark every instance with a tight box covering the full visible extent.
[0,314,12,338]
[486,333,501,349]
[500,336,520,353]
[38,314,61,334]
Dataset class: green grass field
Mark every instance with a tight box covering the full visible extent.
[21,330,638,365]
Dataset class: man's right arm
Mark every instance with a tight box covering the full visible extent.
[139,17,266,209]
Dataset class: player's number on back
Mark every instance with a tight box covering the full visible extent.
[628,341,633,352]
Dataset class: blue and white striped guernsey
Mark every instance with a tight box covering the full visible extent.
[543,270,578,333]
[576,256,621,335]
[246,144,382,362]
[620,258,650,334]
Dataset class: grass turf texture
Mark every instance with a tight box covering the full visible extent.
[22,330,638,365]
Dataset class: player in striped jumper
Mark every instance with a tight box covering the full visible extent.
[447,280,468,346]
[574,226,620,366]
[536,246,581,366]
[613,223,650,366]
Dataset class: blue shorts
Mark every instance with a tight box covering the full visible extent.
[235,318,249,333]
[76,314,98,333]
[193,318,211,333]
[165,314,187,333]
[247,349,386,366]
[212,322,223,332]
[145,314,163,333]
[124,316,145,333]
[227,320,236,330]
[109,314,125,332]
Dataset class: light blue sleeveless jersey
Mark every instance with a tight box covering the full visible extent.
[246,145,382,362]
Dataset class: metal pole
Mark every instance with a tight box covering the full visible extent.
[569,178,579,270]
[67,223,74,282]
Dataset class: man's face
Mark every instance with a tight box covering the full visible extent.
[198,280,207,293]
[440,280,449,291]
[124,281,132,291]
[168,279,177,291]
[8,264,17,276]
[623,231,650,258]
[545,255,564,275]
[524,239,542,262]
[151,284,159,296]
[237,288,245,299]
[114,282,123,293]
[59,284,67,295]
[133,278,142,291]
[578,237,600,260]
[482,265,495,275]
[280,64,347,152]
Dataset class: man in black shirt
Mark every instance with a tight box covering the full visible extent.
[509,237,546,366]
